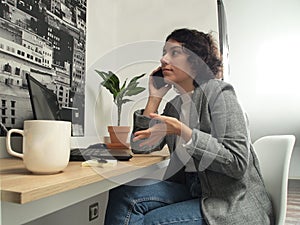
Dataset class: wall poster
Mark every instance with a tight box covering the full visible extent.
[0,0,86,136]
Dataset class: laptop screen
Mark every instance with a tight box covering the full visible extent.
[26,74,61,120]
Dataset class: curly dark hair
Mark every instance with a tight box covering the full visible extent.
[166,28,223,85]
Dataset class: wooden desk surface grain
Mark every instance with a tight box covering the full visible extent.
[0,149,169,204]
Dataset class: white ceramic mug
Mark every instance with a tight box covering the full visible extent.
[6,120,71,174]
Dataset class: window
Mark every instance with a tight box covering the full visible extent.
[4,63,12,73]
[11,101,16,108]
[15,67,20,75]
[2,99,6,108]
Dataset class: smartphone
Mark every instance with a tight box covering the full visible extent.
[152,69,167,89]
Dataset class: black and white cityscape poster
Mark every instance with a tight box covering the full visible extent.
[0,0,86,136]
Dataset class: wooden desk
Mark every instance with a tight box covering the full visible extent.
[0,150,169,225]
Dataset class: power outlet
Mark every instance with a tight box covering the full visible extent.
[89,203,99,221]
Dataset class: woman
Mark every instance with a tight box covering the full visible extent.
[104,28,274,225]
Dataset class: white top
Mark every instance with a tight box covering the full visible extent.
[176,92,197,172]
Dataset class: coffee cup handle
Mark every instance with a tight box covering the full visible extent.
[6,129,24,159]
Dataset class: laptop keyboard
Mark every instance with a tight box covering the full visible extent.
[70,146,132,161]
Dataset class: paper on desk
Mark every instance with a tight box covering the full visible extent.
[81,159,117,168]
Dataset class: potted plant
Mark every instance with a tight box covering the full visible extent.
[95,70,146,147]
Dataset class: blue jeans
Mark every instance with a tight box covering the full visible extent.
[104,173,206,225]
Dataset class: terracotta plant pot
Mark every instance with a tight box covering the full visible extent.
[107,126,130,146]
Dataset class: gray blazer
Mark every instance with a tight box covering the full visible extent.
[131,79,274,225]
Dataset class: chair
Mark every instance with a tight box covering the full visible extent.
[253,135,296,225]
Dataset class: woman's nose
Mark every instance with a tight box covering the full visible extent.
[160,54,169,65]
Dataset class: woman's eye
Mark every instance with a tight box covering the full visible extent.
[171,50,180,56]
[162,47,183,57]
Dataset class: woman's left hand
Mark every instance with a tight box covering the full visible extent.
[132,113,192,147]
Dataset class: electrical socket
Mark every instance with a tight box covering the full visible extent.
[89,203,99,221]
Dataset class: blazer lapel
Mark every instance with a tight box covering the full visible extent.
[190,85,205,129]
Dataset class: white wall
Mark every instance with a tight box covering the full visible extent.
[224,0,300,178]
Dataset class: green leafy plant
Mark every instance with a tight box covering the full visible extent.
[95,70,146,126]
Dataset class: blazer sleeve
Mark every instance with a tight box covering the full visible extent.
[184,81,250,179]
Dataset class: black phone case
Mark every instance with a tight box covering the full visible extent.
[152,69,166,89]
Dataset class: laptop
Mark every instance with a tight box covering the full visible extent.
[70,143,132,161]
[26,74,132,161]
[26,74,61,120]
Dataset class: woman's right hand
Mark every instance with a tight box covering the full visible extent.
[143,68,171,117]
[149,67,171,98]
